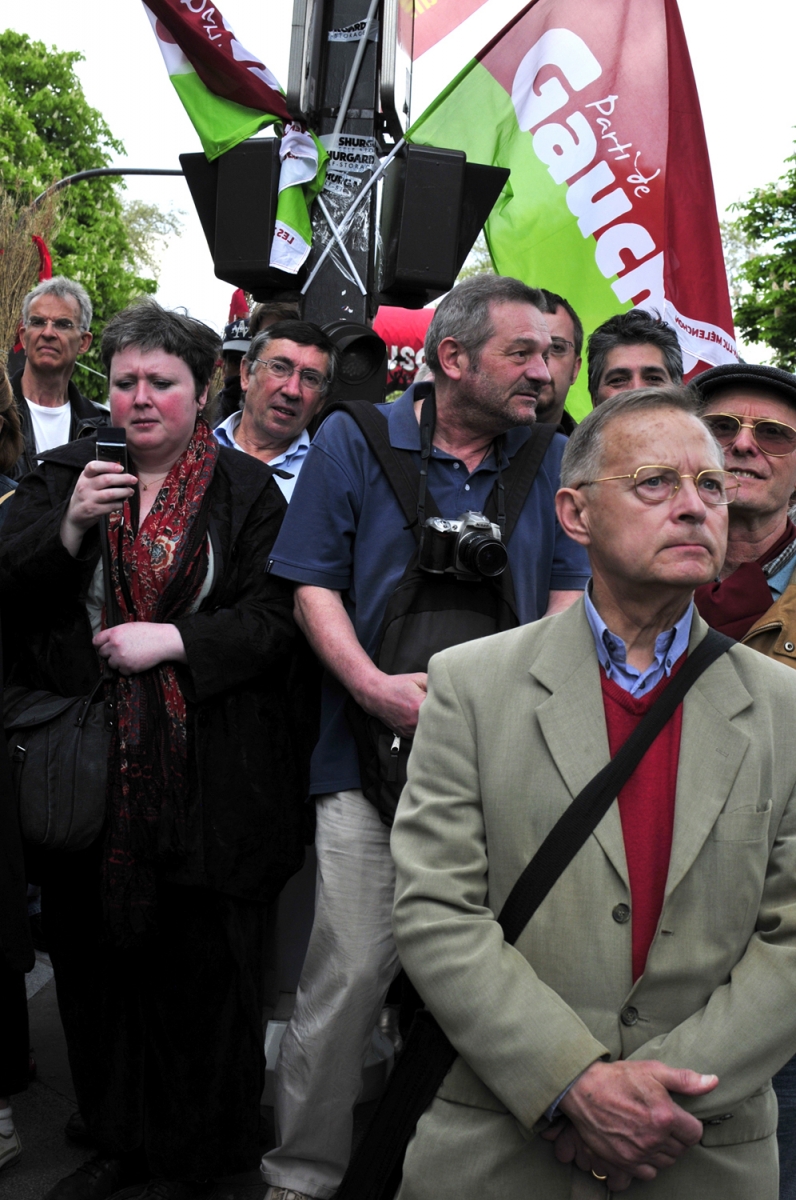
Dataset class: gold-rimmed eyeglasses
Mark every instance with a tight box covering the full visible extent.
[702,412,796,456]
[575,464,739,506]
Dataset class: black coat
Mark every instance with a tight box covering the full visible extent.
[0,438,317,903]
[10,368,110,480]
[0,619,35,974]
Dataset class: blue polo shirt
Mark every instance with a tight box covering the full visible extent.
[268,386,591,795]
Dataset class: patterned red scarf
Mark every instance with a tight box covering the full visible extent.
[102,418,219,945]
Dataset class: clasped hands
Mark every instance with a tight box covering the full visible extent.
[540,1059,718,1192]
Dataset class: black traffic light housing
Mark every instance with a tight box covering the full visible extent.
[322,321,388,405]
[180,139,305,302]
[376,144,510,309]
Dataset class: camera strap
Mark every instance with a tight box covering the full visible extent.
[325,390,557,544]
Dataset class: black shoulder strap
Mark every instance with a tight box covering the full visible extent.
[324,401,441,540]
[489,422,557,542]
[497,627,735,945]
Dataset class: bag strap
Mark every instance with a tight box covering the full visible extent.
[490,422,557,543]
[324,401,442,540]
[497,625,734,945]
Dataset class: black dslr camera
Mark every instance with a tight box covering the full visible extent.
[418,511,508,580]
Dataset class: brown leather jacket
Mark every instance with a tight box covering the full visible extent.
[743,579,796,669]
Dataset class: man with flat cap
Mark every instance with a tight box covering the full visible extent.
[692,360,796,1198]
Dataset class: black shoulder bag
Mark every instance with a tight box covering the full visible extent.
[333,626,734,1200]
[5,515,119,852]
[329,392,557,825]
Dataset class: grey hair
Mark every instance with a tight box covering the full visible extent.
[23,275,92,331]
[425,275,546,373]
[560,385,722,488]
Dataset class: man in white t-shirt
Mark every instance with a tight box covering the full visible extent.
[10,277,109,479]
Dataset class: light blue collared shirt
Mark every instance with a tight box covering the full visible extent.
[214,412,309,502]
[583,585,694,696]
[768,556,796,601]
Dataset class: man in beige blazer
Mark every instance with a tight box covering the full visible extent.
[391,386,796,1198]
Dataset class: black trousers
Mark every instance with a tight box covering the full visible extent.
[0,961,29,1096]
[41,846,265,1181]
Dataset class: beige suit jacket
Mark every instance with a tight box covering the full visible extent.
[391,601,796,1200]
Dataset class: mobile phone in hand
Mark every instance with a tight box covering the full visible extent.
[96,428,128,473]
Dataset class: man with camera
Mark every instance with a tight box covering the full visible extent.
[261,275,591,1200]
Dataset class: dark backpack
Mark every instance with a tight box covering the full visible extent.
[329,391,557,824]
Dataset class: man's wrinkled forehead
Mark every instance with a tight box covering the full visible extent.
[485,300,550,347]
[599,407,722,471]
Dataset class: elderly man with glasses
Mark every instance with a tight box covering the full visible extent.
[11,276,108,479]
[214,321,337,501]
[388,384,796,1200]
[692,362,796,1200]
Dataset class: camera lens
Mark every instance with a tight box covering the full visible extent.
[458,533,508,578]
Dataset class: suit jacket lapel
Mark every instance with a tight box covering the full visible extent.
[665,615,753,900]
[531,601,629,888]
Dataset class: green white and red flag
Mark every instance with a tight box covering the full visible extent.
[407,0,736,420]
[142,0,326,273]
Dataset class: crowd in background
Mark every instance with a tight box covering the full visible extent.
[3,273,796,1200]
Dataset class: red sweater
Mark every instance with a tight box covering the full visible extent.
[600,660,684,981]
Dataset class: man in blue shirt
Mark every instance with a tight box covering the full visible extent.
[215,321,336,502]
[262,276,591,1200]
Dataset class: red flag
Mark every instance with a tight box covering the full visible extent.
[145,0,292,123]
[32,235,52,281]
[408,0,736,418]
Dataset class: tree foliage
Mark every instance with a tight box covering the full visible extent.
[456,231,495,282]
[0,30,180,399]
[719,218,759,309]
[730,146,796,371]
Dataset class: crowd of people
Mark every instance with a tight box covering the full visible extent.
[2,271,796,1200]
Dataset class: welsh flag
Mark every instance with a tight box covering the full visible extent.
[407,0,736,420]
[143,0,326,273]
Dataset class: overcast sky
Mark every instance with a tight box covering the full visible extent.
[5,0,795,338]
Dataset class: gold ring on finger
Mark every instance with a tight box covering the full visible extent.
[592,1170,608,1180]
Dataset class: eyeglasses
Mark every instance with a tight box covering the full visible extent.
[576,464,739,506]
[544,337,575,359]
[255,357,327,393]
[702,412,796,457]
[26,316,80,332]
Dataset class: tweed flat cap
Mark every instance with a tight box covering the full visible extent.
[691,362,796,409]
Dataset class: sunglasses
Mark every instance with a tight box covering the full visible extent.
[702,413,796,456]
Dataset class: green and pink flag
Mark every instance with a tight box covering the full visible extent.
[407,0,736,420]
[143,0,326,274]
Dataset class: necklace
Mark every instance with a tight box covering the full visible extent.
[139,472,169,493]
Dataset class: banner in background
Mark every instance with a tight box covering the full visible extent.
[373,306,434,392]
[407,0,736,419]
[143,0,326,274]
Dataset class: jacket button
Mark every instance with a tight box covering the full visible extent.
[612,903,630,924]
[620,1006,639,1026]
[785,642,795,653]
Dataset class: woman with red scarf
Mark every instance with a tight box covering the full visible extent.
[1,302,316,1200]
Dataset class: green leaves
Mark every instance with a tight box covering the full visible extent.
[0,30,162,400]
[730,149,796,371]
